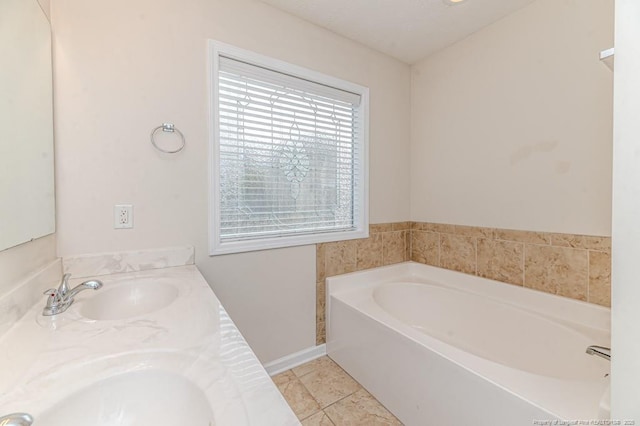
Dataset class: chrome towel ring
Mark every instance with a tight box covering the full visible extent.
[151,123,185,154]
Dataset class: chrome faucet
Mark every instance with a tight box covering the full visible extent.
[42,273,103,316]
[586,345,611,361]
[0,413,33,426]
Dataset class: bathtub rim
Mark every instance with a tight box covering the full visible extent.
[326,261,610,336]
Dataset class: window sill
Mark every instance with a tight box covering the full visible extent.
[209,228,369,256]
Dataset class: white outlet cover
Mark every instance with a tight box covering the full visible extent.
[114,204,133,229]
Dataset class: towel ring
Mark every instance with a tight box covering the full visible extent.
[151,123,185,154]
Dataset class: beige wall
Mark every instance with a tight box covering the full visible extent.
[612,0,640,417]
[0,234,57,297]
[51,0,411,363]
[410,0,614,236]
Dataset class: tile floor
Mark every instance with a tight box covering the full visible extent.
[272,356,403,425]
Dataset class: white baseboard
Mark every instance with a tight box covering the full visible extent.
[263,344,327,376]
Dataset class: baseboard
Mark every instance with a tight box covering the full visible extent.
[263,344,327,376]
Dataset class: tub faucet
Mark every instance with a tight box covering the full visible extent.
[586,345,611,361]
[42,273,103,316]
[0,413,33,426]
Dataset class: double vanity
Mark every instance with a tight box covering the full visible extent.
[0,248,299,425]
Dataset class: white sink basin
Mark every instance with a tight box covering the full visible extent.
[78,280,178,320]
[37,369,214,425]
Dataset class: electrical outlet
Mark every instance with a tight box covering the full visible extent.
[114,204,133,229]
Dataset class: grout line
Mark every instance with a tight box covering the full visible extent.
[298,408,322,423]
[320,410,337,426]
[322,389,360,410]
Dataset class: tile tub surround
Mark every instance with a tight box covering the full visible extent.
[410,223,611,306]
[316,223,411,344]
[272,356,401,425]
[315,222,611,344]
[0,265,298,425]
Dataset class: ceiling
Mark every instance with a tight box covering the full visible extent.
[258,0,538,64]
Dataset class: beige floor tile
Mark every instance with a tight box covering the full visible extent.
[276,376,321,420]
[298,362,361,408]
[301,411,335,426]
[293,356,337,377]
[272,370,296,387]
[324,388,402,426]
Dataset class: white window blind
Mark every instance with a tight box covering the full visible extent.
[216,53,365,247]
[209,42,368,255]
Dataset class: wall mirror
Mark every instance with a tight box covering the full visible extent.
[0,0,55,251]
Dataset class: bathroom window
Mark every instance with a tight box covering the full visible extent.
[208,41,369,255]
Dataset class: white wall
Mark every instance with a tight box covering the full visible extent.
[52,0,411,363]
[410,0,614,236]
[611,0,640,417]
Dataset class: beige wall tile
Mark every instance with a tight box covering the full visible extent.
[440,234,477,274]
[324,240,356,277]
[404,230,411,261]
[411,231,439,266]
[454,225,494,238]
[477,239,524,285]
[382,231,406,265]
[589,251,611,307]
[316,280,326,324]
[370,223,392,233]
[422,223,456,234]
[324,388,402,426]
[316,321,326,345]
[392,221,411,231]
[524,245,588,300]
[551,234,611,252]
[356,234,383,270]
[494,228,551,245]
[316,243,326,282]
[411,222,426,230]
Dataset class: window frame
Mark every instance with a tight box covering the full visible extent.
[208,40,369,256]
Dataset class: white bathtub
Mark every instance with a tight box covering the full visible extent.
[326,262,611,426]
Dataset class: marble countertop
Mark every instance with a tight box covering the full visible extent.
[0,265,299,425]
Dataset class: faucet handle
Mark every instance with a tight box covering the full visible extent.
[57,273,71,297]
[43,289,59,308]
